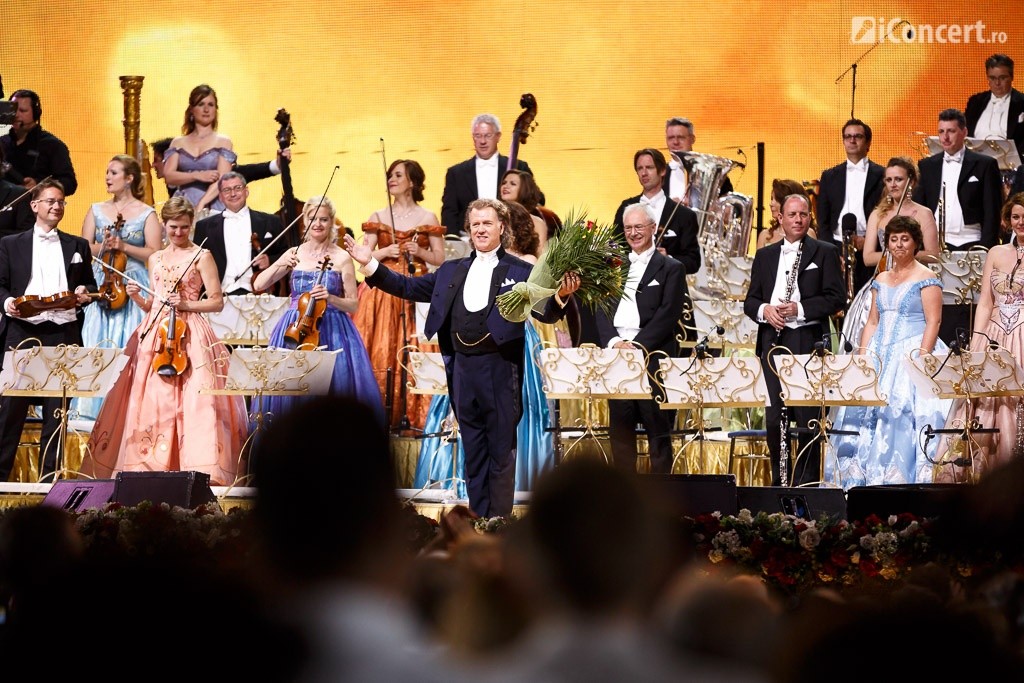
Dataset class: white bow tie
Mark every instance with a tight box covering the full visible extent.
[944,153,963,164]
[781,242,801,254]
[846,160,867,172]
[476,156,498,167]
[669,160,682,170]
[35,230,59,243]
[223,209,242,219]
[639,195,658,205]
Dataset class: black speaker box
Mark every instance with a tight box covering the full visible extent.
[41,479,116,512]
[639,474,738,517]
[113,471,217,509]
[846,484,961,521]
[737,486,847,520]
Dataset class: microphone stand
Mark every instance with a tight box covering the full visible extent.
[835,20,910,118]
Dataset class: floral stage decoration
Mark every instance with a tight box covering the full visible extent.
[496,209,628,323]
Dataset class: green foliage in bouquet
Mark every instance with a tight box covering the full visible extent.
[496,209,628,322]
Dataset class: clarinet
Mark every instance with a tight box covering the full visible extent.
[773,241,803,486]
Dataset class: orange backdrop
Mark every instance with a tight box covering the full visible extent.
[3,1,1021,237]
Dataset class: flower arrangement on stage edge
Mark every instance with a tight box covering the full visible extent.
[496,209,628,323]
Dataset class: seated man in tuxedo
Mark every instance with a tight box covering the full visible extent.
[0,179,97,481]
[744,194,845,486]
[440,113,533,236]
[913,108,1003,344]
[662,116,733,206]
[150,138,291,201]
[193,172,288,296]
[596,203,687,475]
[816,118,884,296]
[965,53,1024,155]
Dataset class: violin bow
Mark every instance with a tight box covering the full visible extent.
[379,138,414,274]
[93,257,167,304]
[139,237,209,341]
[0,175,53,213]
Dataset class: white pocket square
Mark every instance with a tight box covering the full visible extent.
[968,175,979,182]
[663,229,677,237]
[263,232,274,239]
[501,278,516,287]
[70,252,83,264]
[1019,112,1024,123]
[805,262,818,270]
[647,279,660,286]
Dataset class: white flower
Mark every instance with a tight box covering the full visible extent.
[799,527,821,550]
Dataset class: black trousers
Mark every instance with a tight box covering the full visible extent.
[608,398,675,474]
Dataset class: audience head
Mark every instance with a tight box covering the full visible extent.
[503,200,540,256]
[884,214,924,253]
[985,53,1015,97]
[387,159,426,202]
[108,154,145,200]
[182,83,219,134]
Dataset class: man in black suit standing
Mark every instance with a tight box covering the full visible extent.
[816,119,884,296]
[662,117,733,206]
[193,172,288,296]
[965,54,1024,155]
[596,203,687,474]
[440,113,533,236]
[914,108,1003,344]
[0,179,97,481]
[744,195,845,486]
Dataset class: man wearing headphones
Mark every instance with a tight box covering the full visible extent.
[0,90,77,195]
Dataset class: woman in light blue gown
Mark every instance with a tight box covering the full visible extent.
[253,196,384,426]
[414,201,554,496]
[826,216,952,489]
[75,155,162,420]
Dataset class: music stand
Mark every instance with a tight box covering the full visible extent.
[684,297,758,350]
[537,343,651,465]
[905,346,1024,483]
[928,249,986,305]
[689,252,753,303]
[201,346,336,484]
[774,349,885,488]
[657,354,768,473]
[922,136,1021,171]
[0,344,127,482]
[402,349,464,499]
[205,293,290,346]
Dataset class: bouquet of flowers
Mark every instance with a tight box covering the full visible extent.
[497,209,628,323]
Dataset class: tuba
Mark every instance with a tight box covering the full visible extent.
[678,151,752,257]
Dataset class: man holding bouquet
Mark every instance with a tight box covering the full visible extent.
[345,199,579,518]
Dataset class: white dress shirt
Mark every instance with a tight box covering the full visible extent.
[21,226,74,325]
[758,239,806,328]
[222,206,254,292]
[639,192,666,224]
[463,247,500,312]
[837,158,869,239]
[609,245,655,345]
[938,148,981,245]
[667,159,687,202]
[974,93,1010,140]
[475,155,499,200]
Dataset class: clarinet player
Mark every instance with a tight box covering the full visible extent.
[744,195,846,486]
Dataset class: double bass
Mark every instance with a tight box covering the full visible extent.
[506,93,537,173]
[273,108,301,297]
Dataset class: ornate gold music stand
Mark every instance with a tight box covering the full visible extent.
[201,345,336,485]
[906,346,1024,483]
[774,348,885,488]
[657,354,768,474]
[0,343,127,482]
[537,343,651,465]
[205,293,290,346]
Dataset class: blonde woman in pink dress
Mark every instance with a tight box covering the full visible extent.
[83,197,248,485]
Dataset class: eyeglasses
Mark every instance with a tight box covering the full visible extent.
[623,222,655,234]
[34,198,67,207]
[843,133,866,141]
[472,133,496,141]
[220,185,246,196]
[988,74,1012,82]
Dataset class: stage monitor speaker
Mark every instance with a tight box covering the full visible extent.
[113,471,217,509]
[41,479,116,512]
[638,474,738,518]
[846,484,961,521]
[737,486,847,520]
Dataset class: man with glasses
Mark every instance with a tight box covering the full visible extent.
[662,116,733,206]
[440,113,534,236]
[816,118,884,295]
[965,54,1024,155]
[193,172,288,296]
[0,179,97,481]
[595,202,686,474]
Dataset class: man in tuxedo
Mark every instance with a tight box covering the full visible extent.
[345,199,579,518]
[965,54,1024,155]
[816,119,885,296]
[440,113,533,236]
[0,179,97,481]
[596,203,686,474]
[662,117,733,206]
[0,90,77,195]
[150,138,291,201]
[193,172,288,296]
[913,108,1003,344]
[744,194,845,486]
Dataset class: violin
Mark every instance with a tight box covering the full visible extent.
[98,214,129,310]
[13,290,110,317]
[152,282,189,377]
[283,256,332,350]
[506,93,537,173]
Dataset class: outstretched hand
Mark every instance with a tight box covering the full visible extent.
[342,234,372,266]
[557,271,581,298]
